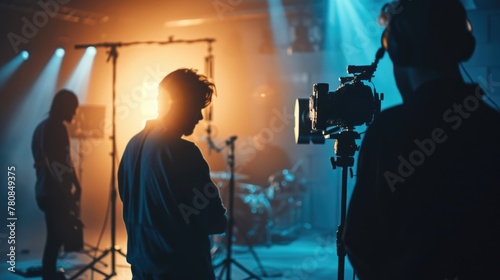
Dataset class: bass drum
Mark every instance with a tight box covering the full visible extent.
[265,169,306,243]
[232,192,272,246]
[218,187,273,247]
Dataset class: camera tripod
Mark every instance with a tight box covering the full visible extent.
[326,127,360,280]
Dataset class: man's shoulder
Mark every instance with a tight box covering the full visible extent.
[170,138,200,157]
[123,128,198,154]
[32,119,47,135]
[32,118,65,139]
[368,104,406,129]
[378,105,406,118]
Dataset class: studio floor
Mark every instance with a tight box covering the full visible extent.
[0,227,356,280]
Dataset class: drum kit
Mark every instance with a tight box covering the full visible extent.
[210,168,306,247]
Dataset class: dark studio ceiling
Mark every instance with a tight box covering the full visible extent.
[1,0,498,38]
[1,0,499,58]
[1,0,498,27]
[0,0,327,28]
[0,0,334,56]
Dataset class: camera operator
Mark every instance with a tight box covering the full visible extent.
[342,1,500,279]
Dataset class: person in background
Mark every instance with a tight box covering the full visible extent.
[32,89,82,280]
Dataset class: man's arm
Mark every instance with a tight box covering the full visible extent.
[205,209,227,235]
[188,147,227,235]
[200,183,227,235]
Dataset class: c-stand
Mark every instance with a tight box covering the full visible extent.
[325,127,360,280]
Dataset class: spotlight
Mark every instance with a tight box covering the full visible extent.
[21,50,30,60]
[86,46,97,56]
[55,48,65,58]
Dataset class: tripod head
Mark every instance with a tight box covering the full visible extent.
[325,126,360,169]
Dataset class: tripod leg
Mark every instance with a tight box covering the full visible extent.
[216,260,228,280]
[80,243,109,267]
[116,248,127,258]
[68,249,111,280]
[233,220,268,278]
[213,254,226,270]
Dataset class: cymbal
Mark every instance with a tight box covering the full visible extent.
[210,171,249,181]
[237,183,262,194]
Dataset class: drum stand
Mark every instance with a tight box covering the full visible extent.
[211,136,265,280]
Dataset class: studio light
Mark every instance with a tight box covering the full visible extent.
[86,46,97,56]
[21,50,30,60]
[55,48,65,58]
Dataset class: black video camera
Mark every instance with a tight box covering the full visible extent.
[294,49,385,144]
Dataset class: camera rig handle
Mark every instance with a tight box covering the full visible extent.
[347,47,386,84]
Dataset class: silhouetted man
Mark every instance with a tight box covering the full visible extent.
[118,68,227,279]
[343,1,500,279]
[32,89,82,280]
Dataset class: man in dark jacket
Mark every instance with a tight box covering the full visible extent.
[343,1,500,279]
[118,68,227,279]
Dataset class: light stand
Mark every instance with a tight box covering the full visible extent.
[204,39,265,278]
[211,136,262,280]
[71,36,216,279]
[68,105,108,269]
[326,128,360,280]
[68,44,124,280]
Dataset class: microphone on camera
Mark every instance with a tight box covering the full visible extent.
[374,47,385,65]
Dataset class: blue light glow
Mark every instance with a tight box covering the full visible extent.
[2,49,64,164]
[86,46,97,56]
[321,0,400,109]
[64,46,97,102]
[0,51,29,88]
[55,48,65,58]
[267,0,289,48]
[21,50,30,60]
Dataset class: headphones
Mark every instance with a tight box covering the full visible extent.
[379,0,475,67]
